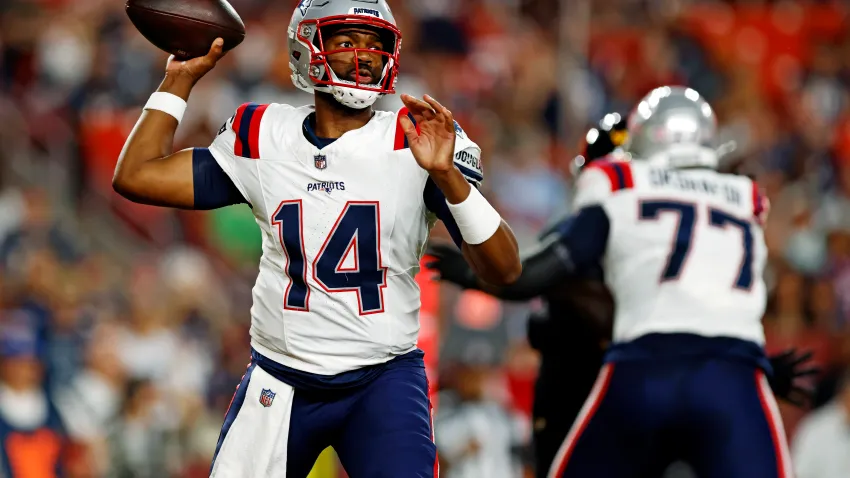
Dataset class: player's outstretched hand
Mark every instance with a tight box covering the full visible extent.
[425,243,479,289]
[399,94,457,173]
[767,349,820,408]
[165,38,226,85]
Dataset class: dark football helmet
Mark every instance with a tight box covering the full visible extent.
[571,113,628,176]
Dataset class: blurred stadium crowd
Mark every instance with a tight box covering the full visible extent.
[2,0,850,476]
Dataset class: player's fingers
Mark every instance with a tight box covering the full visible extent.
[206,38,225,62]
[789,388,814,406]
[399,115,419,141]
[790,350,814,366]
[791,385,814,395]
[794,367,820,377]
[423,95,453,128]
[423,94,446,114]
[401,94,437,118]
[401,94,432,110]
[791,387,815,403]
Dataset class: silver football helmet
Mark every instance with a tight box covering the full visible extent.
[625,86,719,169]
[289,0,401,109]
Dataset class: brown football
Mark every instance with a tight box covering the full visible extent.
[126,0,245,60]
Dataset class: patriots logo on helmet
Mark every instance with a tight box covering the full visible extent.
[259,389,276,407]
[298,0,312,15]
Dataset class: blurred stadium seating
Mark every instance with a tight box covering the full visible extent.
[1,0,850,476]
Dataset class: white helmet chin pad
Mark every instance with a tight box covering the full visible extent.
[330,85,381,109]
[322,66,383,109]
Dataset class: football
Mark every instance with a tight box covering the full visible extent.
[126,0,245,60]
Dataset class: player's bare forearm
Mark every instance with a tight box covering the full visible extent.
[460,225,521,286]
[113,76,195,208]
[113,40,225,209]
[430,168,522,286]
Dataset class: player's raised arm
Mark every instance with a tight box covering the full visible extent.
[426,241,580,302]
[399,94,521,286]
[112,39,226,209]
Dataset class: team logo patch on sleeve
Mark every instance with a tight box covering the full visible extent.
[454,121,467,139]
[259,389,276,407]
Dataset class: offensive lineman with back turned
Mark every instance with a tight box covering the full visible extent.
[112,1,521,477]
[429,88,817,478]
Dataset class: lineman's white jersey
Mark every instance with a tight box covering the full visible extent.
[573,159,769,345]
[207,103,482,375]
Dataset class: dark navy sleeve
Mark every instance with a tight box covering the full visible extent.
[424,178,464,248]
[192,148,249,210]
[553,205,610,271]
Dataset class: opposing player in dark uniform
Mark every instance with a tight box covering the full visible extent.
[430,114,622,477]
[428,112,816,477]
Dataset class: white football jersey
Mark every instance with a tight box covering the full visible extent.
[573,159,769,345]
[207,103,482,375]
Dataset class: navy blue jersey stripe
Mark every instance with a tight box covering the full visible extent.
[611,162,627,191]
[456,163,484,182]
[238,103,259,158]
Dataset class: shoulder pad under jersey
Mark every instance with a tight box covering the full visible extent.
[572,160,635,210]
[214,103,304,160]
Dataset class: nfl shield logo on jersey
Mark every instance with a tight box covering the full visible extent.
[314,154,327,170]
[259,389,276,407]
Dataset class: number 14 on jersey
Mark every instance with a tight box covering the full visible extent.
[273,200,388,315]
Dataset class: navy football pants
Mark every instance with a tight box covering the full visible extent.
[210,351,437,478]
[548,359,792,478]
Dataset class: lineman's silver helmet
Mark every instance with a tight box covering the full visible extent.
[625,86,719,169]
[288,0,401,109]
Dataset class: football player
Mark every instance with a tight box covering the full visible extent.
[112,1,521,476]
[428,113,815,477]
[430,87,816,478]
[545,86,785,478]
[430,114,626,477]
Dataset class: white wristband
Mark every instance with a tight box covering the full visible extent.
[144,92,188,124]
[446,186,502,245]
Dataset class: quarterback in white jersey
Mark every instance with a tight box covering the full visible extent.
[208,101,488,375]
[112,1,521,476]
[530,87,793,478]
